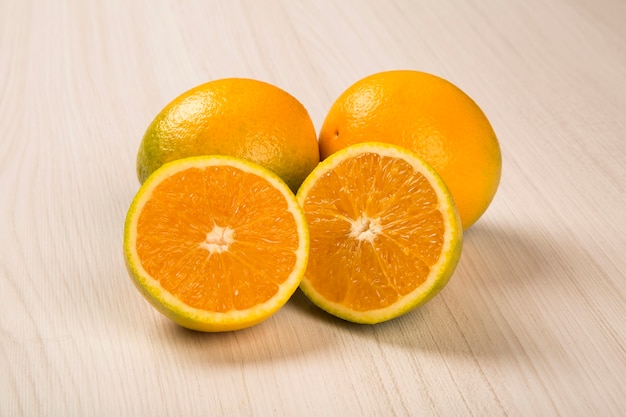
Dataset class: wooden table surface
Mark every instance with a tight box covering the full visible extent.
[2,0,625,416]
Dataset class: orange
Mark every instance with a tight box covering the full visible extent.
[123,155,309,332]
[319,70,501,229]
[296,142,462,324]
[137,78,320,192]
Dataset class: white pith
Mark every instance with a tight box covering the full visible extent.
[199,225,235,254]
[349,216,382,242]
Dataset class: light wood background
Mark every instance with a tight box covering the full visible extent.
[1,0,624,416]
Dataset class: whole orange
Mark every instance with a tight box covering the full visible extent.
[319,70,501,229]
[137,78,319,192]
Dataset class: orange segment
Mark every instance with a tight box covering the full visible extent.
[297,142,462,324]
[124,155,309,332]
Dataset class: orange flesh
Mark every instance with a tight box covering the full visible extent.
[135,166,299,312]
[302,153,444,311]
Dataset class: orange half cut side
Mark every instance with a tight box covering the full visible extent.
[124,155,309,332]
[296,142,462,324]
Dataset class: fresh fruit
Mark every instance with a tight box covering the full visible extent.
[124,155,309,332]
[319,70,501,229]
[137,78,319,192]
[296,142,462,324]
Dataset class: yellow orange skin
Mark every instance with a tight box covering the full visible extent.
[319,70,501,229]
[137,78,320,192]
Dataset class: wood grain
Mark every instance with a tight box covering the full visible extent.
[1,0,624,416]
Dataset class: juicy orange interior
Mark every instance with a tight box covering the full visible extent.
[135,165,299,312]
[302,152,444,311]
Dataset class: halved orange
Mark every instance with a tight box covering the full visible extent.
[296,142,462,324]
[123,155,309,332]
